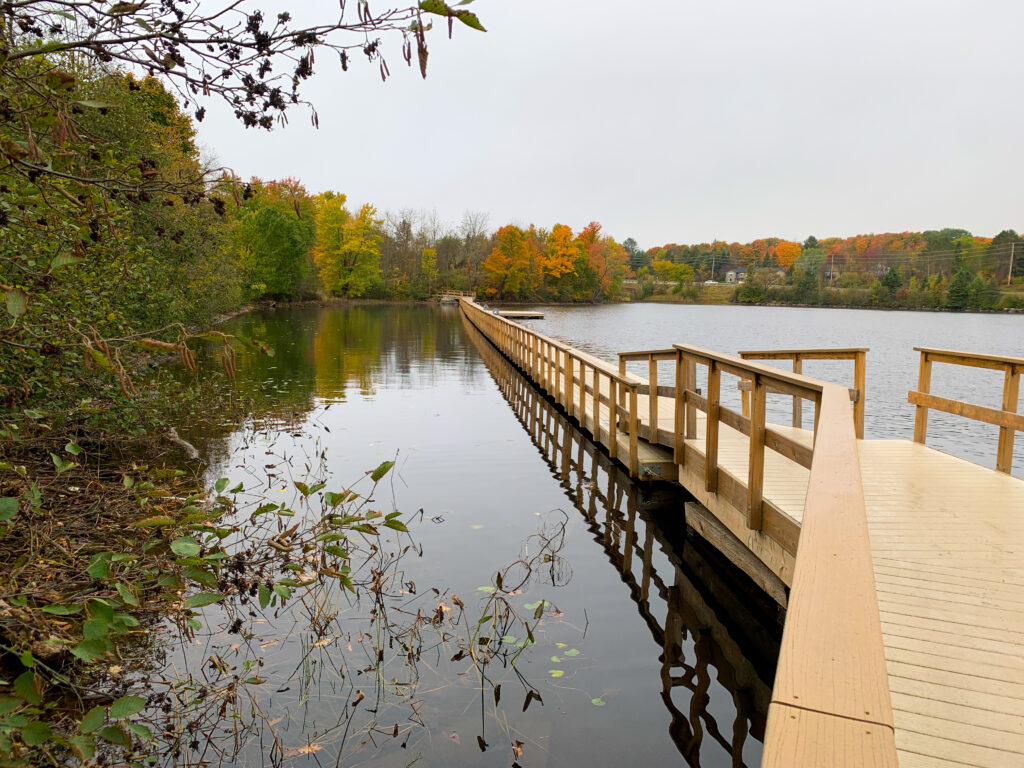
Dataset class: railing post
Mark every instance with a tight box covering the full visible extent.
[792,357,803,429]
[565,349,574,417]
[608,378,618,459]
[592,367,600,443]
[854,350,867,439]
[748,374,767,530]
[913,351,932,444]
[674,349,686,465]
[686,358,697,440]
[997,366,1020,474]
[648,356,659,441]
[629,384,639,477]
[705,361,720,493]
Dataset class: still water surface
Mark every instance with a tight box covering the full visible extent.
[160,302,1018,767]
[163,303,778,768]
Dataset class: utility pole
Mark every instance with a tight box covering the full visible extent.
[1009,242,1016,286]
[711,252,716,282]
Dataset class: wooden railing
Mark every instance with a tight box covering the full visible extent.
[910,347,1024,474]
[461,299,643,476]
[618,349,677,444]
[671,346,822,534]
[738,348,868,439]
[462,299,897,766]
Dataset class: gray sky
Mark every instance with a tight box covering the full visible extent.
[195,0,1024,248]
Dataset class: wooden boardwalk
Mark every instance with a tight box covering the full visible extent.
[459,298,1024,768]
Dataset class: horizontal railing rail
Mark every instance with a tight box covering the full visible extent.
[738,348,868,438]
[461,299,643,476]
[910,347,1024,474]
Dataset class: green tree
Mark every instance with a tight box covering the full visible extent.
[946,267,973,309]
[880,266,901,292]
[314,198,383,298]
[234,182,317,299]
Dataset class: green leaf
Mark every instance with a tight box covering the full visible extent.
[20,720,52,746]
[214,477,229,494]
[87,553,111,580]
[12,671,40,706]
[4,287,27,318]
[133,515,175,527]
[83,618,109,640]
[182,592,224,609]
[170,537,201,557]
[453,9,485,30]
[564,648,580,657]
[97,724,128,746]
[0,497,17,522]
[591,697,605,706]
[50,452,76,474]
[383,518,409,532]
[370,460,395,482]
[229,333,274,357]
[258,584,271,610]
[182,567,217,588]
[73,100,116,109]
[81,705,106,733]
[548,669,564,678]
[70,639,107,662]
[108,695,145,719]
[88,598,114,623]
[64,441,82,455]
[126,721,151,740]
[50,253,85,272]
[293,481,310,497]
[68,734,96,760]
[0,698,23,716]
[272,584,291,600]
[115,583,138,607]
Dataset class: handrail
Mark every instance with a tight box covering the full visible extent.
[461,299,642,476]
[738,348,868,438]
[762,382,897,767]
[672,345,826,533]
[910,347,1023,474]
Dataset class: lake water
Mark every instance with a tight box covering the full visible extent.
[155,301,1020,767]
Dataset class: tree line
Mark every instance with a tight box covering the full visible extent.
[632,230,1024,310]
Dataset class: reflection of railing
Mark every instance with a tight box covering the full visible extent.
[737,348,867,439]
[462,299,643,476]
[909,347,1024,474]
[463,314,775,767]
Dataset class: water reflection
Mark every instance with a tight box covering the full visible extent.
[463,316,781,767]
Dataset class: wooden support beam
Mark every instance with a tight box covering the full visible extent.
[997,369,1020,474]
[705,361,720,493]
[791,359,803,429]
[748,375,766,531]
[913,352,932,444]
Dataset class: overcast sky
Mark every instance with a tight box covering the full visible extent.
[194,0,1024,248]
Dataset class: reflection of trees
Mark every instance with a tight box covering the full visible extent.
[181,304,482,465]
[464,315,781,768]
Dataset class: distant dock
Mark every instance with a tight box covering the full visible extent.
[497,310,544,319]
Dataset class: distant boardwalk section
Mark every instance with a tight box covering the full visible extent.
[460,297,1024,768]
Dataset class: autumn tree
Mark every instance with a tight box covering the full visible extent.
[480,225,538,299]
[314,196,383,298]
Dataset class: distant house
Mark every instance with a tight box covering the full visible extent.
[726,269,747,284]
